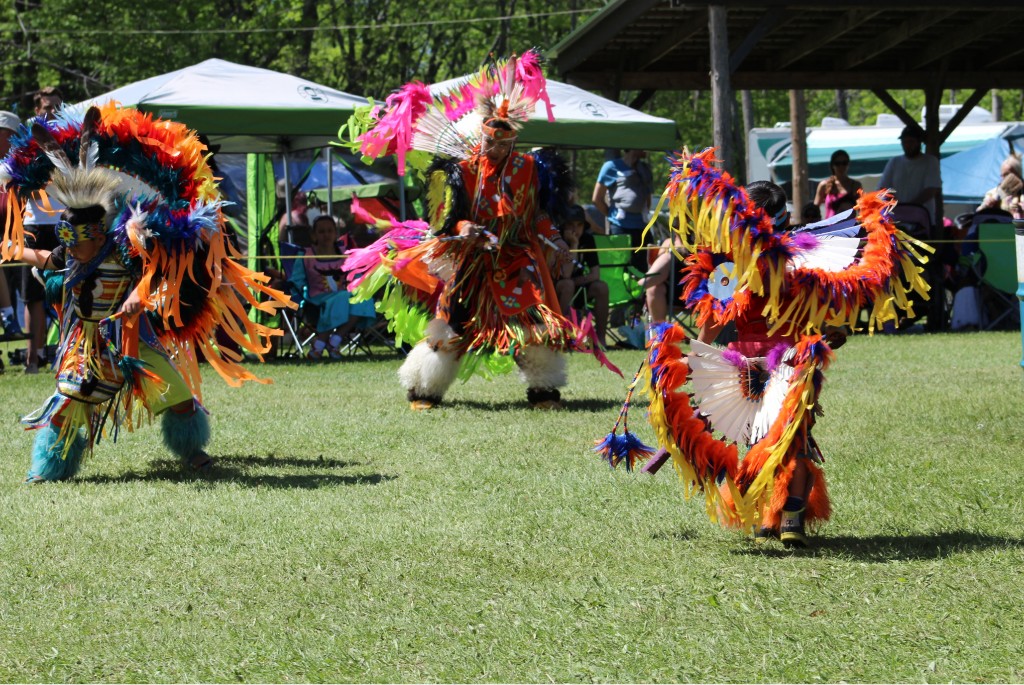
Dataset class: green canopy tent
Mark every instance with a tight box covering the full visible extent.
[79,58,366,154]
[428,76,678,150]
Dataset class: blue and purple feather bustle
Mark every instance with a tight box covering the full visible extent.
[594,344,659,472]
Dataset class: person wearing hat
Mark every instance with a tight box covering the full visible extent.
[879,124,942,227]
[0,111,23,345]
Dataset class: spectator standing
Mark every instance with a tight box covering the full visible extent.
[879,124,942,226]
[1,111,22,347]
[277,181,311,246]
[592,149,652,272]
[22,87,66,373]
[813,149,862,218]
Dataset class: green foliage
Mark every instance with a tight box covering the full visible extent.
[0,0,606,110]
[3,1,1022,201]
[0,331,1022,681]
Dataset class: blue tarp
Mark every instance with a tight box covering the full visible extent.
[217,152,393,196]
[940,136,1024,204]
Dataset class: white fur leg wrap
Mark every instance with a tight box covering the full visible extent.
[398,320,460,400]
[516,345,568,390]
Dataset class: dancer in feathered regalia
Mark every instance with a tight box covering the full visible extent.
[345,51,618,411]
[1,104,293,482]
[597,149,931,547]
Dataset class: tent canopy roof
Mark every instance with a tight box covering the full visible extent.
[80,59,368,153]
[429,76,678,150]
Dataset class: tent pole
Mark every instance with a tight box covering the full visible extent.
[326,147,334,217]
[283,151,292,232]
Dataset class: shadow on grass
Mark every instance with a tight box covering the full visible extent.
[263,350,403,367]
[733,530,1024,561]
[77,453,396,489]
[215,453,362,469]
[443,397,627,413]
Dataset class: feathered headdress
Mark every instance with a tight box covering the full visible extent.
[28,108,124,247]
[1,102,295,397]
[356,50,555,171]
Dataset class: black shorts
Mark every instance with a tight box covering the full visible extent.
[20,226,59,304]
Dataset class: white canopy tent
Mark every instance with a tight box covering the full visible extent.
[428,76,678,151]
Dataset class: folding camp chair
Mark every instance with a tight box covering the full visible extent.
[976,222,1020,330]
[591,233,645,346]
[276,241,316,357]
[338,315,402,358]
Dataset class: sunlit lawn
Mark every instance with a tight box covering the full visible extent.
[1,330,1022,682]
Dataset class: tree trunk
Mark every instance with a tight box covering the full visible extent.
[835,89,848,121]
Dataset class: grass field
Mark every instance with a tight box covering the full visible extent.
[1,331,1023,683]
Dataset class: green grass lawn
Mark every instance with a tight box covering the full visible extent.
[1,331,1023,683]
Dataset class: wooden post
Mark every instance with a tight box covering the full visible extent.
[741,90,754,184]
[924,83,945,330]
[789,89,808,224]
[709,5,734,173]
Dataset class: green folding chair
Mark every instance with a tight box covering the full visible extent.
[587,233,645,347]
[592,233,645,306]
[977,222,1020,330]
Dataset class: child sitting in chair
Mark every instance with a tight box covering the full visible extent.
[554,205,609,348]
[289,214,376,360]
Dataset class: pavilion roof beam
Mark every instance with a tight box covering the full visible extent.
[838,9,956,70]
[628,89,657,111]
[552,0,661,74]
[908,12,1005,70]
[771,8,883,70]
[871,89,919,129]
[636,9,708,70]
[567,71,1020,91]
[985,44,1024,68]
[728,8,795,72]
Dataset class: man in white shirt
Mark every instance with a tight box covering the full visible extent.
[879,124,942,228]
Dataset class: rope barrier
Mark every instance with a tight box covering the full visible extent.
[0,236,1017,269]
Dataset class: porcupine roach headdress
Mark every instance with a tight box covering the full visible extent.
[0,103,295,397]
[356,50,555,174]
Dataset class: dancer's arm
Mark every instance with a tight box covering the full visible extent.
[12,246,54,270]
[697,322,724,344]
